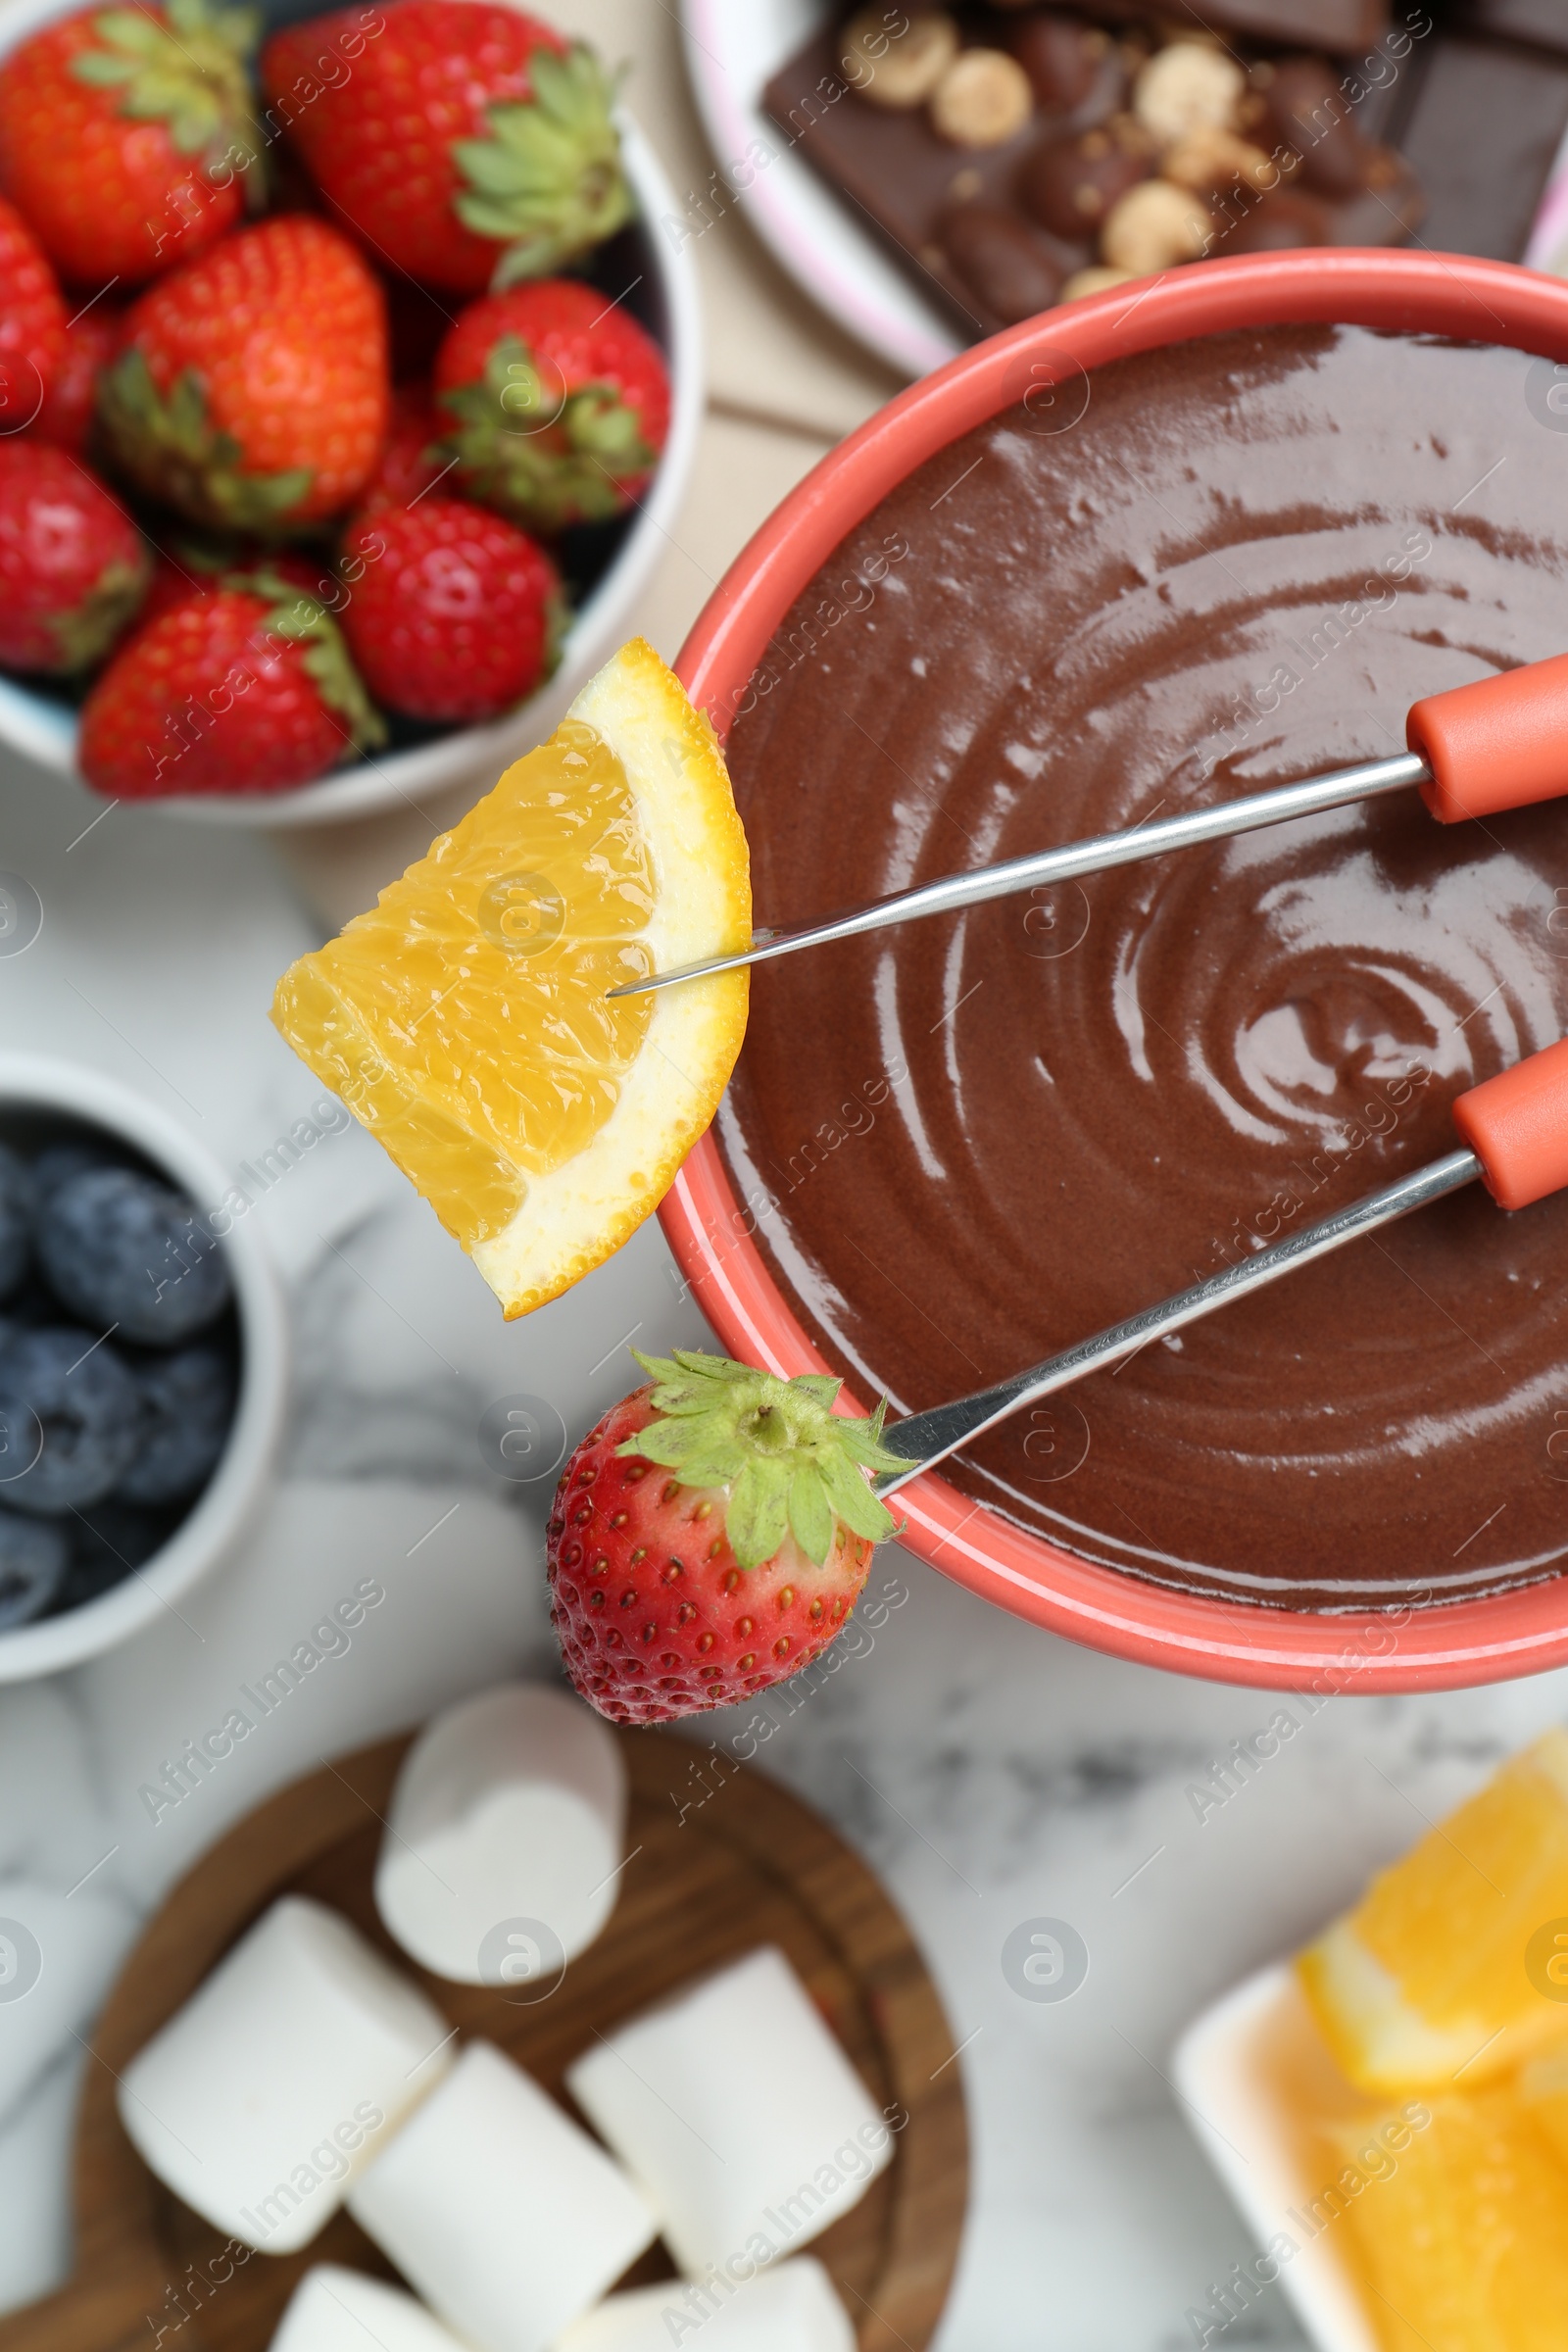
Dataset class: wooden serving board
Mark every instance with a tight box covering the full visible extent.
[1,1729,968,2352]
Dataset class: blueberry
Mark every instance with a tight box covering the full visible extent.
[60,1500,174,1610]
[33,1143,120,1196]
[37,1169,230,1345]
[117,1346,235,1504]
[0,1146,35,1302]
[0,1512,67,1629]
[0,1329,145,1514]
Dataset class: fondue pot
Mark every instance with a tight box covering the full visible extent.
[662,249,1568,1694]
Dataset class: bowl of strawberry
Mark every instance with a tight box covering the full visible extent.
[0,0,700,825]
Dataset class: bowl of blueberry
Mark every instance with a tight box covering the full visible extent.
[0,1055,287,1678]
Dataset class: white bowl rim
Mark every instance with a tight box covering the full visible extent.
[0,1054,289,1681]
[0,100,706,832]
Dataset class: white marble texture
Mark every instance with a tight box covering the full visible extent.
[4,755,1568,2352]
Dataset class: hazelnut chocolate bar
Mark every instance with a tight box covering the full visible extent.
[764,9,1426,343]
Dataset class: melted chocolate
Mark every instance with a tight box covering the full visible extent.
[719,324,1568,1610]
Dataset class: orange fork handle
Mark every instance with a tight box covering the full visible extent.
[1408,652,1568,823]
[1453,1037,1568,1210]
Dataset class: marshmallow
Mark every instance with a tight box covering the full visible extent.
[271,2267,472,2352]
[118,1895,453,2253]
[347,2039,656,2352]
[564,1947,894,2278]
[375,1684,627,1984]
[557,2258,856,2352]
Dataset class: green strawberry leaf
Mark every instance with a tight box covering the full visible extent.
[616,1353,904,1577]
[76,0,266,195]
[221,569,387,757]
[452,45,634,284]
[99,350,312,535]
[439,334,656,535]
[787,1464,834,1567]
[726,1457,791,1573]
[45,548,152,676]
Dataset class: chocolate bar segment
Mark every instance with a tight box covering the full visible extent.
[764,13,1423,345]
[1390,33,1568,259]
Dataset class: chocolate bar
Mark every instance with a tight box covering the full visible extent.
[764,10,1426,345]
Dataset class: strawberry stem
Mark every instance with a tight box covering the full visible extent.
[615,1348,905,1571]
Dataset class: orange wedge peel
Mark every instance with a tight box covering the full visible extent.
[270,639,751,1316]
[1298,1729,1568,2097]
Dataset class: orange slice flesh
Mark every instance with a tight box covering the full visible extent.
[270,639,750,1316]
[1330,2085,1568,2352]
[1298,1730,1568,2095]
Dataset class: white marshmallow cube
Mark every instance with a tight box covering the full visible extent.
[271,2266,473,2352]
[347,2039,657,2352]
[565,1947,894,2278]
[118,1894,453,2254]
[375,1684,627,1984]
[557,2258,855,2352]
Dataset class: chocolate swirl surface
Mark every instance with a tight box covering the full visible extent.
[719,323,1568,1608]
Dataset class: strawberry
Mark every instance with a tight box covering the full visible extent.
[435,280,669,532]
[261,0,631,294]
[97,216,389,532]
[338,496,561,722]
[78,570,385,798]
[0,1,263,289]
[547,1351,905,1726]
[357,383,449,513]
[0,195,67,436]
[0,440,148,677]
[34,303,121,455]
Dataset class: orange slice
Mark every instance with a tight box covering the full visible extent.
[1330,2084,1568,2352]
[1298,1731,1568,2095]
[270,639,750,1316]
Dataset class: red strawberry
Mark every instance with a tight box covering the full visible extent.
[357,384,449,513]
[34,304,121,455]
[0,195,67,435]
[260,0,631,295]
[547,1351,904,1726]
[97,216,389,532]
[434,280,669,533]
[338,497,560,722]
[0,441,148,677]
[79,571,385,798]
[0,2,262,289]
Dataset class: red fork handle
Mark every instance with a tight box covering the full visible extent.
[1408,651,1568,823]
[1453,1037,1568,1210]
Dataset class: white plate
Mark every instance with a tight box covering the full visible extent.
[1172,1963,1383,2352]
[679,0,961,380]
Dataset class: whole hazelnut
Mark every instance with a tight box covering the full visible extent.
[842,10,959,111]
[930,48,1035,148]
[1021,122,1153,241]
[1258,56,1370,198]
[1101,176,1212,273]
[1059,264,1138,301]
[1133,41,1245,145]
[1161,125,1276,197]
[942,203,1064,322]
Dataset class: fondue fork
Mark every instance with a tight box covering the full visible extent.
[612,652,1568,999]
[870,1038,1568,1494]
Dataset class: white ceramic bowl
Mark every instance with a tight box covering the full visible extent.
[1173,1963,1380,2352]
[0,1054,288,1681]
[0,0,704,829]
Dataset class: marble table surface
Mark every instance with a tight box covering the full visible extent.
[5,9,1568,2351]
